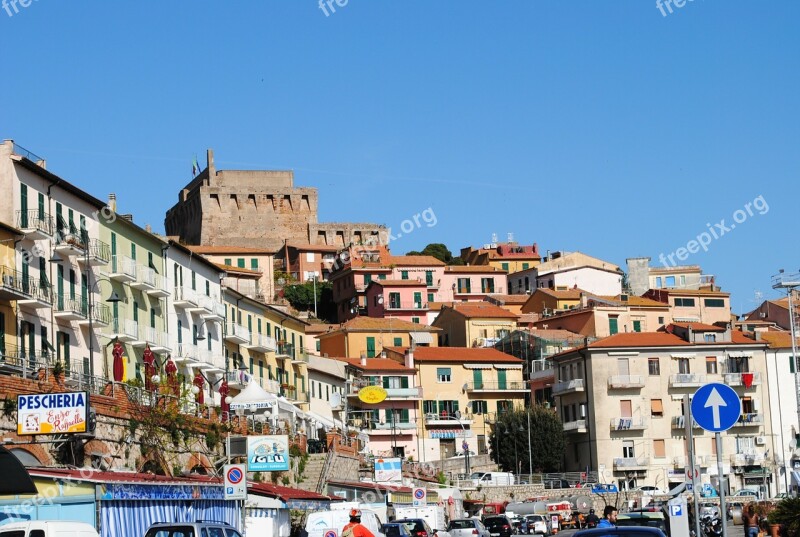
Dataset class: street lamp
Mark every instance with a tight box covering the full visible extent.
[50,251,121,390]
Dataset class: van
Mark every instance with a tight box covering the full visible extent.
[470,472,515,487]
[0,521,99,537]
[306,509,386,537]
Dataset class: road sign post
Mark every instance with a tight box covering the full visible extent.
[692,383,742,537]
[413,487,427,507]
[684,394,701,537]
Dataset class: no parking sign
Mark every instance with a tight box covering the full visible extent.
[224,464,247,500]
[413,487,427,507]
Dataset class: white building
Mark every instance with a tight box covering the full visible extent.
[509,251,623,297]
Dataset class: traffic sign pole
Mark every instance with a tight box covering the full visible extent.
[717,433,728,537]
[684,395,701,537]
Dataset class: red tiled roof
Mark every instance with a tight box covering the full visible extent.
[385,346,523,363]
[249,482,337,501]
[589,333,691,348]
[337,317,439,332]
[486,294,529,305]
[334,357,416,372]
[428,302,458,311]
[215,263,262,276]
[534,288,585,300]
[389,255,446,267]
[445,266,507,273]
[757,331,800,349]
[187,245,275,254]
[670,322,728,332]
[441,303,519,319]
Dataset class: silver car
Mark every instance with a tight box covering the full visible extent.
[448,519,490,537]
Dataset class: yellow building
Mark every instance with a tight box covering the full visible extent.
[460,241,542,273]
[384,346,527,461]
[0,222,21,356]
[520,288,584,315]
[222,288,310,408]
[317,316,439,359]
[431,303,518,347]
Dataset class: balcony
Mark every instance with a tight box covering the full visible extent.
[613,457,650,471]
[196,347,224,372]
[454,286,504,296]
[563,420,587,433]
[16,281,53,310]
[108,319,139,343]
[292,350,309,364]
[131,265,157,291]
[733,413,764,427]
[730,452,766,466]
[0,346,51,375]
[276,342,295,359]
[16,209,54,239]
[77,238,111,266]
[109,255,137,283]
[132,326,171,352]
[225,323,251,345]
[53,295,87,321]
[724,372,762,387]
[385,301,429,311]
[673,455,711,467]
[173,286,200,310]
[0,266,33,301]
[77,303,111,328]
[245,333,277,353]
[53,233,86,257]
[364,422,417,434]
[466,381,529,392]
[349,384,423,399]
[671,416,703,430]
[610,417,647,431]
[172,342,199,365]
[530,360,554,381]
[552,378,585,395]
[607,375,645,389]
[226,369,252,389]
[669,373,707,388]
[201,298,226,322]
[425,412,473,426]
[147,274,170,298]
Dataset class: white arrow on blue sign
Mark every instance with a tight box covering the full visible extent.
[691,382,742,433]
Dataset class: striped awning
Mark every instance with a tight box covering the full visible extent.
[410,332,434,344]
[464,364,493,369]
[495,364,523,369]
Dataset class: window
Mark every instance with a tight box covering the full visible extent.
[251,258,259,270]
[522,263,529,270]
[632,320,642,333]
[423,400,437,414]
[658,316,665,324]
[653,439,666,458]
[704,298,725,308]
[525,277,530,291]
[401,271,408,280]
[411,317,420,324]
[471,400,488,414]
[680,275,686,286]
[648,357,660,375]
[457,278,471,294]
[206,281,210,297]
[609,317,619,335]
[706,357,718,374]
[437,367,452,383]
[428,293,434,302]
[473,369,483,388]
[480,278,495,294]
[704,333,716,343]
[191,271,196,291]
[655,276,662,288]
[651,399,664,417]
[501,263,509,271]
[366,337,376,358]
[678,358,690,374]
[394,337,402,346]
[413,292,422,308]
[665,276,676,287]
[497,400,513,415]
[623,440,635,458]
[389,292,401,309]
[425,271,433,286]
[249,357,254,375]
[224,258,232,266]
[674,297,696,307]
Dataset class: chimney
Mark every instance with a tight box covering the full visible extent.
[108,193,117,213]
[360,352,367,367]
[687,325,694,342]
[206,148,215,184]
[405,347,414,369]
[145,224,152,234]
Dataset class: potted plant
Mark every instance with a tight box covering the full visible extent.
[768,497,800,537]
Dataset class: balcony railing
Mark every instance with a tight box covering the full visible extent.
[425,411,473,425]
[724,372,762,387]
[669,373,707,387]
[466,381,529,391]
[613,457,650,469]
[610,417,647,431]
[0,266,31,299]
[110,255,137,281]
[16,209,54,237]
[671,416,702,429]
[132,265,157,290]
[246,333,277,352]
[730,452,766,466]
[733,413,763,426]
[83,238,111,264]
[54,294,88,319]
[225,323,251,344]
[552,378,585,395]
[385,301,428,310]
[0,345,52,373]
[16,280,53,307]
[563,420,587,433]
[607,375,645,389]
[276,342,295,359]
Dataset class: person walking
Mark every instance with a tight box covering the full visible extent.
[342,509,375,537]
[597,506,618,528]
[743,505,760,537]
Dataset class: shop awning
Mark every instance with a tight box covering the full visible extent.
[495,364,523,369]
[410,332,434,344]
[0,446,37,494]
[306,411,335,429]
[464,364,493,369]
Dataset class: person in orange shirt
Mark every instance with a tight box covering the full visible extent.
[342,509,375,537]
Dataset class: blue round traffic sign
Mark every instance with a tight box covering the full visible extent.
[414,488,425,499]
[325,530,337,537]
[691,383,742,432]
[227,467,244,484]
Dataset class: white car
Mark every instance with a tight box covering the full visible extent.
[524,515,549,535]
[448,451,477,459]
[637,486,667,496]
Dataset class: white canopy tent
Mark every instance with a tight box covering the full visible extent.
[229,380,278,412]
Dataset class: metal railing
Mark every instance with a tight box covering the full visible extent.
[248,333,277,351]
[553,378,584,394]
[385,301,428,310]
[466,380,528,391]
[110,255,137,279]
[671,415,701,429]
[734,413,763,426]
[17,279,53,304]
[136,265,158,287]
[669,373,707,386]
[226,323,251,343]
[0,266,29,295]
[563,419,586,432]
[610,417,647,430]
[724,372,762,386]
[54,294,87,317]
[85,238,111,263]
[16,209,54,235]
[607,375,645,389]
[614,457,650,468]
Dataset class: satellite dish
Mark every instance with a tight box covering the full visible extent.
[331,392,342,408]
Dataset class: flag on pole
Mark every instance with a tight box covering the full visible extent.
[192,155,200,176]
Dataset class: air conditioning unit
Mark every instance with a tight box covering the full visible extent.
[756,436,766,446]
[2,274,13,287]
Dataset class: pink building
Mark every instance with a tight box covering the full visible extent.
[438,266,508,302]
[339,355,422,460]
[365,280,429,323]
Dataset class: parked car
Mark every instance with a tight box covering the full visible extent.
[383,523,415,537]
[448,450,477,459]
[145,521,242,537]
[523,515,550,535]
[482,516,514,537]
[395,518,436,537]
[732,489,762,499]
[616,512,669,535]
[637,486,666,496]
[0,521,99,537]
[591,483,619,493]
[543,478,571,490]
[447,519,490,537]
[574,527,667,537]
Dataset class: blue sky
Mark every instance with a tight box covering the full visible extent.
[2,1,798,314]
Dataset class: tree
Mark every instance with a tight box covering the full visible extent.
[405,243,464,265]
[488,406,565,474]
[283,280,336,321]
